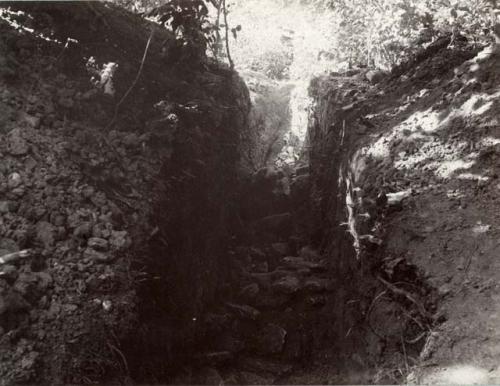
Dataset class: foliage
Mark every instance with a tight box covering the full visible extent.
[148,0,216,59]
[112,0,226,64]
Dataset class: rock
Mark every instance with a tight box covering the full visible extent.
[58,97,74,109]
[35,272,53,291]
[248,247,266,262]
[365,69,386,83]
[83,248,115,263]
[7,128,29,156]
[81,186,95,199]
[303,278,333,292]
[20,351,39,372]
[226,303,260,320]
[7,172,22,188]
[73,222,93,239]
[0,265,18,283]
[23,113,41,129]
[239,283,260,301]
[295,165,309,176]
[87,237,109,251]
[250,269,290,289]
[109,230,131,250]
[0,201,15,213]
[36,221,56,248]
[0,291,29,315]
[81,89,98,100]
[283,256,326,272]
[13,273,39,300]
[0,238,19,253]
[271,275,301,294]
[299,246,321,261]
[307,294,327,307]
[254,324,287,354]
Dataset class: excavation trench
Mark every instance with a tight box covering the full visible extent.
[121,66,438,385]
[0,3,442,384]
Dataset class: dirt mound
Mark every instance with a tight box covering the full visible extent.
[306,33,500,383]
[0,3,251,384]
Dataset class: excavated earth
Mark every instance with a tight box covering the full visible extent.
[2,2,500,385]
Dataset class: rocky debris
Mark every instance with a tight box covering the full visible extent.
[303,278,333,293]
[6,128,29,156]
[36,221,56,248]
[83,247,115,263]
[109,230,131,251]
[283,256,327,272]
[271,274,301,294]
[365,69,386,84]
[87,237,109,251]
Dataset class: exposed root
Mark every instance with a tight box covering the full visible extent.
[377,275,433,322]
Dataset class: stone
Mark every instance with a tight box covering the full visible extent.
[73,222,93,239]
[36,221,56,248]
[303,278,333,292]
[7,128,29,156]
[271,275,301,294]
[7,172,22,188]
[0,238,19,253]
[83,248,114,263]
[239,283,260,301]
[226,303,260,320]
[23,113,41,129]
[35,272,53,291]
[0,201,15,213]
[248,247,266,262]
[295,165,309,176]
[13,273,38,300]
[0,264,18,283]
[58,97,74,109]
[365,69,386,84]
[299,246,321,261]
[254,324,287,354]
[87,237,109,251]
[283,256,326,272]
[109,230,131,250]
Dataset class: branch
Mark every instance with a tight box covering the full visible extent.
[222,0,234,69]
[0,249,32,265]
[106,28,155,132]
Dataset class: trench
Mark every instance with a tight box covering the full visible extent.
[120,65,437,385]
